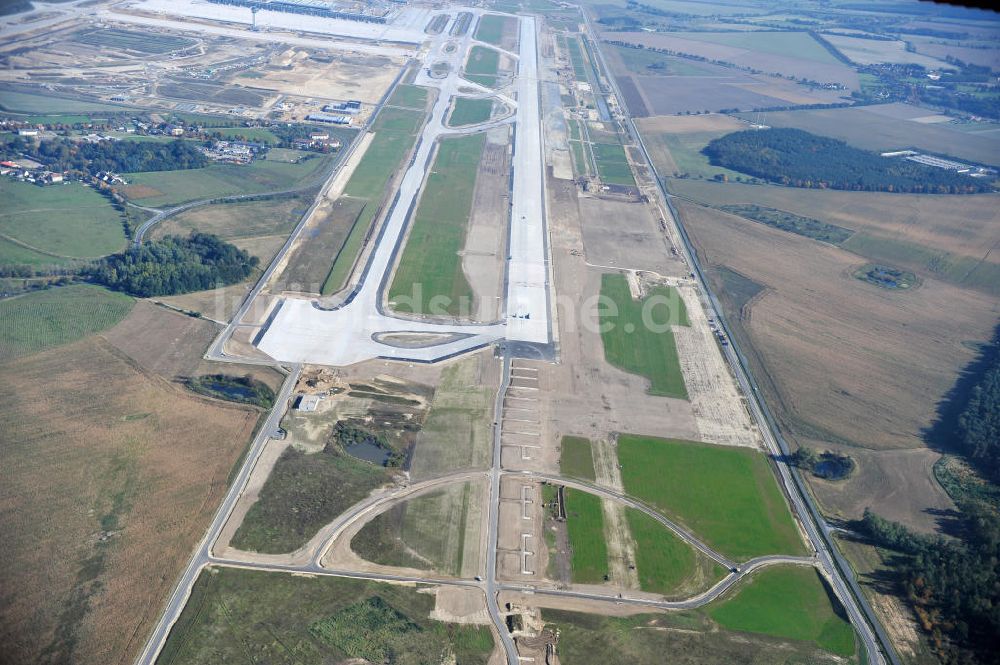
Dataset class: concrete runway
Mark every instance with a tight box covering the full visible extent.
[256,13,551,366]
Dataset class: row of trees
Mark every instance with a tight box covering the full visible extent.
[957,341,1000,480]
[703,128,990,194]
[856,505,999,663]
[33,137,206,175]
[86,232,258,297]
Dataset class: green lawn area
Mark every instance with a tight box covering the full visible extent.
[564,489,609,584]
[0,88,129,114]
[627,508,725,596]
[599,273,689,399]
[560,436,596,481]
[449,98,493,127]
[653,130,746,181]
[125,152,331,208]
[590,142,635,186]
[466,45,500,77]
[0,180,126,264]
[675,31,840,64]
[229,447,390,554]
[387,133,484,316]
[321,109,425,294]
[388,84,429,110]
[709,566,856,657]
[158,567,495,665]
[464,74,499,88]
[209,126,282,144]
[474,14,508,46]
[569,140,589,176]
[0,285,133,362]
[565,36,588,81]
[617,436,807,560]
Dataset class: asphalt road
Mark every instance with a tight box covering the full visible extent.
[580,12,895,665]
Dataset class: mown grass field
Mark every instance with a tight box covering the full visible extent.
[599,274,689,399]
[449,97,493,126]
[474,14,507,45]
[158,567,495,665]
[564,35,588,81]
[626,508,724,597]
[388,84,429,109]
[126,151,332,208]
[0,179,126,264]
[709,566,856,657]
[321,107,425,294]
[388,133,484,316]
[0,285,133,362]
[564,489,609,584]
[617,436,806,560]
[466,46,500,75]
[560,436,596,481]
[592,141,635,186]
[230,447,390,554]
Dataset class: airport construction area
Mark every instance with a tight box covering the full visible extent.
[0,3,909,665]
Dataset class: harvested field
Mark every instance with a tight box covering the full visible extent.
[152,195,308,242]
[0,285,133,362]
[609,31,859,89]
[907,37,1000,71]
[823,34,947,68]
[0,179,126,265]
[672,179,1000,296]
[578,196,671,272]
[677,199,998,532]
[0,336,260,665]
[736,103,1000,167]
[617,436,807,560]
[158,568,496,665]
[352,480,485,576]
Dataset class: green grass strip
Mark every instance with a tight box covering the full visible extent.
[564,488,608,584]
[560,436,596,481]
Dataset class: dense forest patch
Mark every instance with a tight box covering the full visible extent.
[704,128,990,194]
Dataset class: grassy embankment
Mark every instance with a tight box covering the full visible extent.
[320,106,426,295]
[617,435,806,560]
[157,567,495,665]
[387,133,485,316]
[599,273,689,399]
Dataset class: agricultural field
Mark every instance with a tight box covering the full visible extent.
[608,31,859,90]
[388,133,485,316]
[0,285,133,362]
[617,436,807,560]
[823,33,947,68]
[563,489,609,584]
[609,44,716,77]
[351,480,484,576]
[125,151,334,208]
[0,179,127,266]
[0,331,261,665]
[675,196,996,530]
[0,88,129,114]
[152,195,307,244]
[636,115,749,181]
[448,97,494,126]
[709,566,857,658]
[737,104,1000,167]
[158,568,495,665]
[321,107,425,294]
[599,274,689,399]
[560,436,596,481]
[229,446,391,554]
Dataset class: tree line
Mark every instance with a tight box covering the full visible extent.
[957,340,1000,480]
[86,232,258,297]
[703,128,990,194]
[33,137,206,175]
